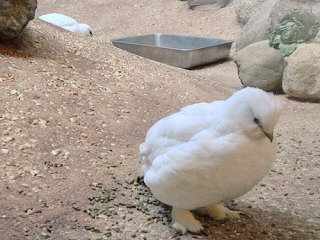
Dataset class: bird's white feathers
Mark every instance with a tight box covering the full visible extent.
[38,13,92,36]
[140,87,281,210]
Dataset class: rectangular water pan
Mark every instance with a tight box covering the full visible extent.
[111,33,233,69]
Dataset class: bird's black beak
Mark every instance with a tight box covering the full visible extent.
[264,131,273,142]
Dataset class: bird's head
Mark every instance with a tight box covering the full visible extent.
[79,23,93,36]
[65,23,93,36]
[225,87,281,142]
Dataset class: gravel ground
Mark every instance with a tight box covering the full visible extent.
[0,1,319,239]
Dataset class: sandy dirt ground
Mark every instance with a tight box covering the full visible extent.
[0,1,319,239]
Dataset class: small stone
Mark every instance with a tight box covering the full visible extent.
[32,99,42,106]
[41,232,50,238]
[1,149,9,154]
[1,136,14,142]
[30,169,39,176]
[8,175,16,180]
[97,215,109,220]
[63,151,70,159]
[57,108,63,115]
[51,149,61,156]
[26,209,33,214]
[19,143,34,150]
[31,187,40,192]
[71,203,81,211]
[80,133,88,138]
[10,89,18,95]
[32,118,47,126]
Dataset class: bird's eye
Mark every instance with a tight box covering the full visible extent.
[253,117,260,124]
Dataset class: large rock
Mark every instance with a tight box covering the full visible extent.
[187,0,231,8]
[0,0,37,40]
[314,31,320,43]
[233,40,285,91]
[282,43,320,100]
[234,0,267,25]
[236,0,320,51]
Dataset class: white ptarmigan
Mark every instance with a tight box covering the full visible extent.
[140,87,281,234]
[38,13,92,36]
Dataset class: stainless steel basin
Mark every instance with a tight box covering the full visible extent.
[111,33,233,69]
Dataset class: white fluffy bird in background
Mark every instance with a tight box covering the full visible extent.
[140,87,281,234]
[38,13,93,37]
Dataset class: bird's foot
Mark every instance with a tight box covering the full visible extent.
[171,207,204,234]
[199,204,241,220]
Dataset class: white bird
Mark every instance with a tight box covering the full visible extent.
[140,87,281,234]
[38,13,93,37]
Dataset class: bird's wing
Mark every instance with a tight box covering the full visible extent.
[140,113,214,174]
[140,100,225,171]
[141,100,224,150]
[39,13,78,27]
[143,129,242,208]
[180,101,224,115]
[140,101,224,173]
[144,128,275,209]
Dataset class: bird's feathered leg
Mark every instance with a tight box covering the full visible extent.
[198,203,241,220]
[171,207,203,234]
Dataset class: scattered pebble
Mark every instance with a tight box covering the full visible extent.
[30,169,39,176]
[1,136,14,142]
[41,231,50,238]
[1,149,9,154]
[51,148,61,156]
[32,118,47,127]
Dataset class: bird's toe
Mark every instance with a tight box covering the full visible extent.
[201,204,241,220]
[172,222,187,234]
[172,219,203,234]
[187,220,204,233]
[223,209,241,219]
[171,207,203,234]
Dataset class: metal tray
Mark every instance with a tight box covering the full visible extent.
[111,33,233,69]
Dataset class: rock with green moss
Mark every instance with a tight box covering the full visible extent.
[236,0,320,51]
[269,9,320,56]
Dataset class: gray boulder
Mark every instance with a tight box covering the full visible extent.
[233,40,285,91]
[314,31,320,43]
[282,43,320,100]
[187,0,231,8]
[234,0,267,25]
[236,0,320,51]
[0,0,37,40]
